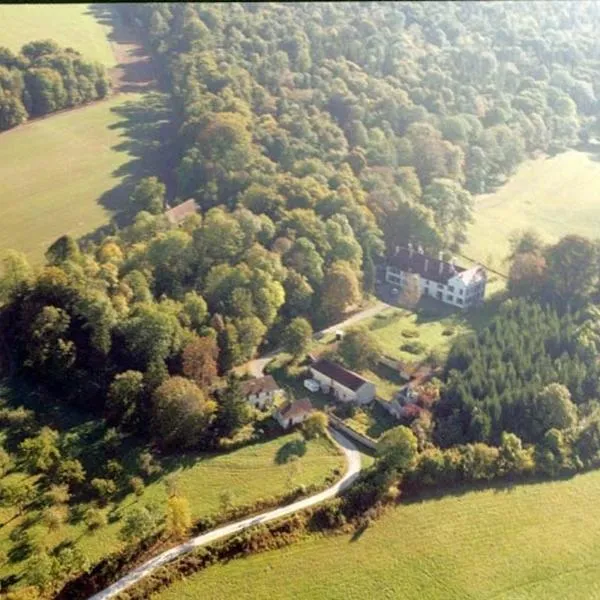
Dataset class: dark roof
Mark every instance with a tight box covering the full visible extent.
[311,359,370,392]
[240,375,279,397]
[278,398,313,419]
[165,199,198,225]
[388,247,466,285]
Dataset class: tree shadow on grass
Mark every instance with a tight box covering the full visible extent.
[78,92,178,249]
[275,439,307,464]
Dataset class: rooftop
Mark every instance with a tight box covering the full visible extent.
[165,198,198,225]
[278,398,313,420]
[311,358,371,392]
[388,246,467,285]
[240,375,280,397]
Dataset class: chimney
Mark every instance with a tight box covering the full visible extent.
[418,244,424,254]
[439,251,444,274]
[424,258,429,272]
[408,242,413,258]
[395,245,400,256]
[450,257,457,274]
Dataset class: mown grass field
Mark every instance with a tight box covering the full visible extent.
[0,94,141,262]
[465,149,600,275]
[155,469,600,600]
[0,429,343,586]
[0,4,115,67]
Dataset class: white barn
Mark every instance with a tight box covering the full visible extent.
[310,359,376,405]
[385,244,487,309]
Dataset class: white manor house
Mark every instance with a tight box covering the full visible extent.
[385,244,487,309]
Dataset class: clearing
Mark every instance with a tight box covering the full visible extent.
[0,92,171,262]
[465,148,600,275]
[0,4,115,67]
[154,469,600,600]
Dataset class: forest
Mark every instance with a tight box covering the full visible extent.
[0,39,109,130]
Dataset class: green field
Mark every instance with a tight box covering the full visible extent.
[155,469,600,600]
[0,94,145,262]
[465,149,600,275]
[0,4,115,67]
[0,430,342,586]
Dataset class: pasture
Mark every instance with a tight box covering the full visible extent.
[0,426,343,587]
[0,4,115,67]
[465,149,600,275]
[0,93,169,262]
[154,469,600,600]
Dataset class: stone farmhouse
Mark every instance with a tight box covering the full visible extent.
[385,244,487,309]
[240,375,281,409]
[310,359,376,404]
[275,398,313,429]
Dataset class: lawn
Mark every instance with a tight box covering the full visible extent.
[465,149,600,275]
[0,4,115,67]
[154,469,600,600]
[0,93,168,262]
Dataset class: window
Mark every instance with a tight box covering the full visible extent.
[436,291,443,299]
[437,283,444,289]
[459,289,464,295]
[448,285,455,293]
[457,298,463,304]
[446,295,454,302]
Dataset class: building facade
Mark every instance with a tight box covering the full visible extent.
[275,398,313,429]
[310,359,376,404]
[240,375,281,409]
[385,244,487,309]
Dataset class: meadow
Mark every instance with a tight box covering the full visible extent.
[154,469,600,600]
[0,4,115,67]
[0,426,342,587]
[0,93,162,262]
[465,148,600,275]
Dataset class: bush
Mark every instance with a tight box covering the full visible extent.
[84,507,107,531]
[400,341,426,354]
[442,327,455,336]
[401,328,420,338]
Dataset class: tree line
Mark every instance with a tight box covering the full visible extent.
[0,39,110,131]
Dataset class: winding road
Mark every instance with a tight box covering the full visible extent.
[88,429,362,600]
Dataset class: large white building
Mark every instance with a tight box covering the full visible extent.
[385,244,487,309]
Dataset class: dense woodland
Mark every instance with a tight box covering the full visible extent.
[0,39,109,130]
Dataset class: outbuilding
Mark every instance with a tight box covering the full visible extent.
[309,359,376,404]
[275,398,313,429]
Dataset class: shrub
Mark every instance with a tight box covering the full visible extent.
[401,328,420,338]
[84,507,107,531]
[442,327,455,336]
[90,478,117,504]
[400,341,426,354]
[129,476,145,497]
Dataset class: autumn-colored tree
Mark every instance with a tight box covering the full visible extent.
[165,495,192,537]
[182,335,219,388]
[151,376,217,449]
[508,252,547,298]
[398,273,422,309]
[321,261,361,321]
